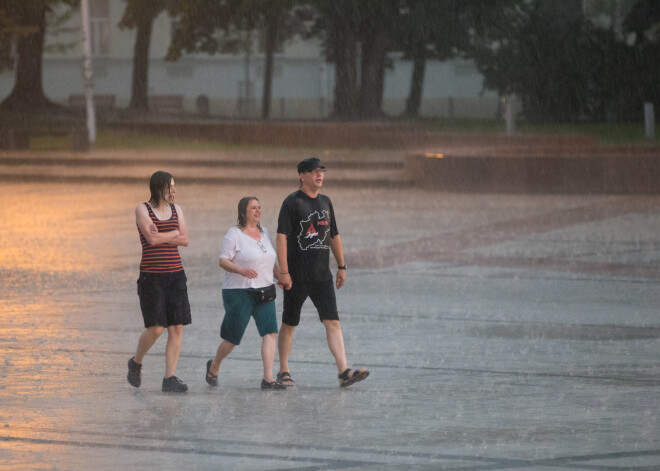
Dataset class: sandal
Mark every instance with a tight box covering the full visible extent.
[261,379,286,390]
[338,367,369,388]
[276,371,295,387]
[205,359,218,386]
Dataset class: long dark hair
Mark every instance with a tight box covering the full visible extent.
[148,171,173,206]
[237,196,262,232]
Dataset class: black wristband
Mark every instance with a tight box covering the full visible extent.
[337,265,347,270]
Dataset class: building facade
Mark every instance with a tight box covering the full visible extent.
[0,0,501,120]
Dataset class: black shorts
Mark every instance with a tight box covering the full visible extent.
[137,270,192,328]
[282,278,338,326]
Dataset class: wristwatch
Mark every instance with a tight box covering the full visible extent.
[337,265,347,270]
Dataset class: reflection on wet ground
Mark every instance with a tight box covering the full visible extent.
[2,182,660,470]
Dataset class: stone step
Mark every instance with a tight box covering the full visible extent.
[0,149,412,188]
[0,149,405,170]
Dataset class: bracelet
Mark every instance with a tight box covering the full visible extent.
[279,272,288,274]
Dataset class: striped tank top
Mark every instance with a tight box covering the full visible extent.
[139,203,184,273]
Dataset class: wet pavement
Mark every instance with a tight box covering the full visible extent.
[1,172,660,470]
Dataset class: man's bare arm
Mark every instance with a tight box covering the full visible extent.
[330,234,346,289]
[276,233,292,290]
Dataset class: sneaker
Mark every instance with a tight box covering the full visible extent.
[127,357,141,388]
[162,375,188,393]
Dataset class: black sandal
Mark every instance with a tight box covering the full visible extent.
[261,379,286,390]
[276,371,295,387]
[338,368,369,388]
[205,359,218,386]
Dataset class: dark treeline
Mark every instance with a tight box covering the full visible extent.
[0,0,658,123]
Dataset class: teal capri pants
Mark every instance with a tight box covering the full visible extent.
[220,289,278,345]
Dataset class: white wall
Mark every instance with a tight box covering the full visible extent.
[0,0,500,120]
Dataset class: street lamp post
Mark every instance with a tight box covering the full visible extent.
[80,0,96,145]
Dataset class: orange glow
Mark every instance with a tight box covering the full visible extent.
[2,184,139,274]
[424,153,444,158]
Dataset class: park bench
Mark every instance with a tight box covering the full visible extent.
[148,94,185,114]
[68,94,116,110]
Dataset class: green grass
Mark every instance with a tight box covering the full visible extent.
[27,121,659,150]
[519,122,658,146]
[424,118,658,146]
[30,129,254,152]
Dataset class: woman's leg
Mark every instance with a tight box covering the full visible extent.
[164,324,183,378]
[213,289,249,377]
[135,326,164,364]
[209,340,235,377]
[261,333,277,382]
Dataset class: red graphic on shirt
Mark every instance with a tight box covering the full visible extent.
[305,223,318,239]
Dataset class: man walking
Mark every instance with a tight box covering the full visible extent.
[276,157,369,388]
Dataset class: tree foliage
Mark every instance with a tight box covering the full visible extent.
[118,0,168,111]
[307,0,404,119]
[2,0,657,123]
[624,0,660,44]
[470,0,659,123]
[167,0,237,58]
[394,0,472,117]
[619,0,660,117]
[471,2,590,122]
[167,0,301,118]
[0,6,20,71]
[0,0,78,115]
[307,0,360,119]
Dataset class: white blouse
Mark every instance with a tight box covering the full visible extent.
[219,226,276,289]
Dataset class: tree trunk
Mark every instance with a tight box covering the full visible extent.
[261,12,278,120]
[328,8,358,120]
[129,18,153,111]
[324,0,357,119]
[404,47,427,118]
[358,28,387,119]
[0,1,57,114]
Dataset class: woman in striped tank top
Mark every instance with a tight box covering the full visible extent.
[127,171,191,393]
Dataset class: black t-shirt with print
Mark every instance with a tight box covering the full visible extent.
[277,190,339,282]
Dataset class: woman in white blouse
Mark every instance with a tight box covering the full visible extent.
[205,196,285,389]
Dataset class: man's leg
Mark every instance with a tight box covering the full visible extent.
[277,323,296,382]
[135,326,164,364]
[164,324,183,378]
[322,320,348,373]
[323,319,369,386]
[279,282,305,386]
[277,322,296,386]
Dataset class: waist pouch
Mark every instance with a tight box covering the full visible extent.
[247,284,276,304]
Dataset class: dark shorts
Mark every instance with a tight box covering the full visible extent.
[221,289,278,345]
[137,270,192,328]
[282,278,339,327]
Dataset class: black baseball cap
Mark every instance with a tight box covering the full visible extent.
[297,157,325,174]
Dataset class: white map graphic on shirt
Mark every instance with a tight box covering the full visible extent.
[297,210,331,251]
